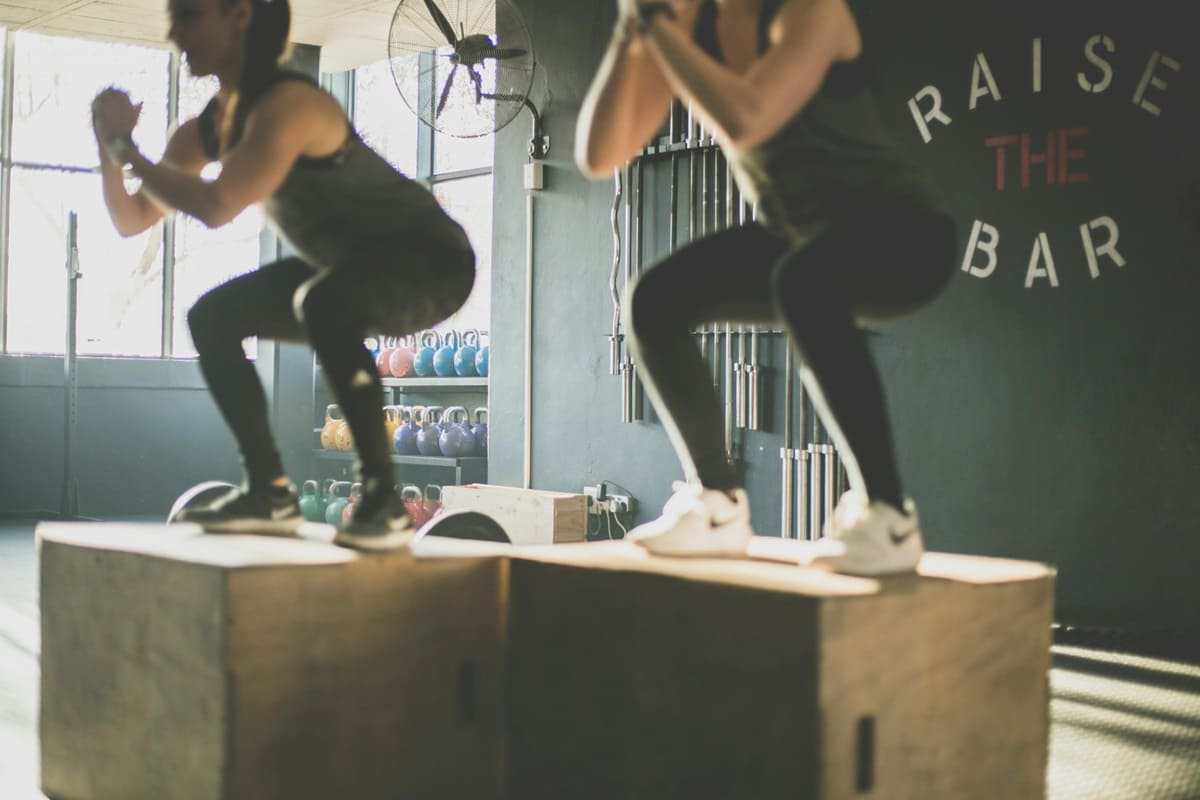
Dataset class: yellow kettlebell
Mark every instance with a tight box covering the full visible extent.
[335,417,355,451]
[320,405,342,450]
[383,405,402,444]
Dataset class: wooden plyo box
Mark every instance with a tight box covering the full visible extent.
[503,541,1055,800]
[39,526,1054,800]
[440,484,588,545]
[38,523,509,800]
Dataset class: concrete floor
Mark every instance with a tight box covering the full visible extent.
[2,520,1199,799]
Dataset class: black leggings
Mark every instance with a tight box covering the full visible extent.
[626,204,957,508]
[187,246,474,489]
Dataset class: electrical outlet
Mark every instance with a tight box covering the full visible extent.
[583,484,636,516]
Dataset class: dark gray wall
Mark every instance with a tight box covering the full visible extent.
[489,0,1199,634]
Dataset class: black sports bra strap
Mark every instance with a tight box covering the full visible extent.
[695,0,781,62]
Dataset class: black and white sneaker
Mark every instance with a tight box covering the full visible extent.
[177,484,303,536]
[333,479,414,552]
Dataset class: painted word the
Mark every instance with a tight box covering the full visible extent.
[983,128,1090,191]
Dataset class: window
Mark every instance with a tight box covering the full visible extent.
[0,33,263,357]
[3,32,169,355]
[171,72,262,358]
[433,174,492,333]
[7,168,163,356]
[351,55,494,338]
[11,33,169,166]
[353,59,418,177]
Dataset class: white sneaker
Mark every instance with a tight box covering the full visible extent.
[627,482,754,557]
[810,490,924,576]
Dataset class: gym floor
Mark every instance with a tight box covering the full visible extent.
[2,520,1198,799]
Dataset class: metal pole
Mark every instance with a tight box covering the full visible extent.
[781,346,794,539]
[523,191,534,489]
[62,211,80,518]
[0,30,16,352]
[808,443,821,540]
[608,169,623,377]
[822,444,836,532]
[629,158,644,422]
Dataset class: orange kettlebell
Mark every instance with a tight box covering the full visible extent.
[320,405,343,450]
[388,334,416,379]
[341,482,363,526]
[376,336,396,377]
[335,417,355,451]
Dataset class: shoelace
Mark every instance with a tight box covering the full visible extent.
[662,481,705,518]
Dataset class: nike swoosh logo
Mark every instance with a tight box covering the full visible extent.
[889,527,916,545]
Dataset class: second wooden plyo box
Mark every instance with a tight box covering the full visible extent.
[440,483,588,544]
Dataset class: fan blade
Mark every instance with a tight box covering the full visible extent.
[490,48,528,60]
[423,0,458,47]
[436,63,458,118]
[469,68,483,104]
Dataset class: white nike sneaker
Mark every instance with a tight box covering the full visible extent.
[627,482,754,557]
[810,490,924,576]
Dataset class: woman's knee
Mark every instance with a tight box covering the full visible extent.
[293,276,341,331]
[187,289,232,348]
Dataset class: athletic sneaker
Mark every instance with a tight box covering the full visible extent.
[176,484,303,535]
[333,478,414,552]
[626,481,754,557]
[811,490,924,576]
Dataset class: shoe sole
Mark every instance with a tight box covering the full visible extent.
[333,527,413,552]
[197,516,305,536]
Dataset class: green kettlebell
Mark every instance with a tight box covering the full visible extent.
[325,481,352,526]
[299,480,322,522]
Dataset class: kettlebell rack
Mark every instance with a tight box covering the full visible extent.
[309,356,489,489]
[607,101,847,539]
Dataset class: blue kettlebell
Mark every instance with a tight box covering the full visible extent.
[475,338,489,378]
[439,407,476,457]
[394,406,420,455]
[433,331,460,378]
[416,406,444,457]
[454,330,480,377]
[364,336,381,361]
[471,408,488,455]
[414,330,441,377]
[325,482,352,526]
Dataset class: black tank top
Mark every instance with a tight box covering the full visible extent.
[693,0,944,245]
[197,70,471,270]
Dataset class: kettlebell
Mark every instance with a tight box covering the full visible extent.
[388,334,416,379]
[414,330,441,377]
[334,416,355,451]
[383,405,402,444]
[375,337,396,377]
[341,482,363,526]
[320,478,336,518]
[475,334,489,378]
[417,406,443,457]
[471,408,489,455]
[433,331,460,378]
[401,485,425,527]
[395,406,421,455]
[422,484,444,526]
[325,481,351,526]
[299,480,322,521]
[365,336,381,361]
[439,407,475,457]
[454,330,480,377]
[320,405,343,450]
